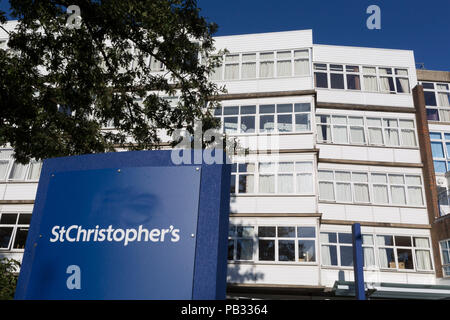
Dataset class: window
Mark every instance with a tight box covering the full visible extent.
[214,103,311,135]
[228,226,254,261]
[228,225,317,264]
[318,170,424,206]
[430,131,450,173]
[241,53,256,79]
[230,161,314,195]
[441,239,450,277]
[314,64,410,94]
[149,55,164,72]
[211,49,310,81]
[0,213,31,251]
[316,114,417,148]
[377,235,432,271]
[0,149,42,181]
[231,163,255,194]
[320,232,353,266]
[318,170,369,203]
[422,81,450,122]
[224,54,239,80]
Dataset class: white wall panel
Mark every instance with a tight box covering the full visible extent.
[230,196,316,214]
[3,184,38,200]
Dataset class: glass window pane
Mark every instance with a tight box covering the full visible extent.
[397,248,414,269]
[236,239,253,260]
[259,175,275,193]
[277,114,292,132]
[391,186,406,205]
[277,226,296,238]
[335,171,351,181]
[338,233,353,244]
[277,104,293,113]
[330,73,345,89]
[320,232,337,243]
[295,162,313,172]
[405,175,421,185]
[379,248,396,268]
[389,174,405,184]
[362,234,374,245]
[224,117,238,133]
[384,129,400,146]
[340,246,353,266]
[240,116,255,133]
[346,65,359,72]
[0,227,14,249]
[298,240,315,262]
[258,226,276,237]
[318,170,333,180]
[314,63,327,71]
[295,114,310,131]
[238,174,254,193]
[347,74,361,90]
[260,52,274,60]
[373,184,389,204]
[395,236,412,247]
[333,126,348,143]
[225,63,239,80]
[294,50,309,58]
[354,184,370,202]
[242,53,256,62]
[259,239,275,261]
[276,51,291,59]
[336,182,351,202]
[237,226,254,237]
[321,245,338,266]
[224,106,239,115]
[319,182,335,201]
[277,60,292,77]
[241,62,256,79]
[424,91,437,106]
[278,240,295,261]
[368,128,383,144]
[13,227,28,249]
[228,240,234,260]
[259,61,274,78]
[434,161,447,173]
[330,64,343,71]
[427,108,440,121]
[352,172,368,182]
[278,162,294,172]
[371,173,387,183]
[230,175,236,194]
[0,214,18,224]
[377,235,394,246]
[228,225,236,237]
[259,104,275,113]
[18,214,31,225]
[297,173,313,194]
[278,174,293,193]
[363,66,376,74]
[297,227,316,238]
[259,162,275,173]
[260,115,275,132]
[315,72,328,88]
[241,105,256,114]
[294,103,310,112]
[414,237,430,248]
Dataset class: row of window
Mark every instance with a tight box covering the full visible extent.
[314,64,410,94]
[316,115,417,147]
[213,103,311,134]
[231,162,313,194]
[228,225,433,272]
[422,82,450,122]
[318,170,424,206]
[0,150,42,181]
[0,213,31,250]
[211,50,310,81]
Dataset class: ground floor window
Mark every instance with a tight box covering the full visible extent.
[440,239,450,277]
[0,212,31,250]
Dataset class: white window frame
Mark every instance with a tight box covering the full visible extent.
[0,212,32,252]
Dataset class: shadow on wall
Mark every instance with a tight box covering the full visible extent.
[227,262,265,283]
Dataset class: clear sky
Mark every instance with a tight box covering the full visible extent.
[1,0,449,71]
[197,0,450,71]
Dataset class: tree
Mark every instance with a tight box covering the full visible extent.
[0,258,20,300]
[0,0,224,164]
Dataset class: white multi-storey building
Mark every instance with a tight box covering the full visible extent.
[1,23,450,299]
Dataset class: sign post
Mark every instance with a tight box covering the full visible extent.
[14,150,230,300]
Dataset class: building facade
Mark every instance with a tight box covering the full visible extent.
[1,23,450,299]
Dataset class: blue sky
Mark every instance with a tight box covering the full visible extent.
[1,0,449,70]
[197,0,450,71]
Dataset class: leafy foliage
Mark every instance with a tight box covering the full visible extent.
[0,258,20,300]
[0,0,224,164]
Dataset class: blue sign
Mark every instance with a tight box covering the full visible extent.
[15,150,231,300]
